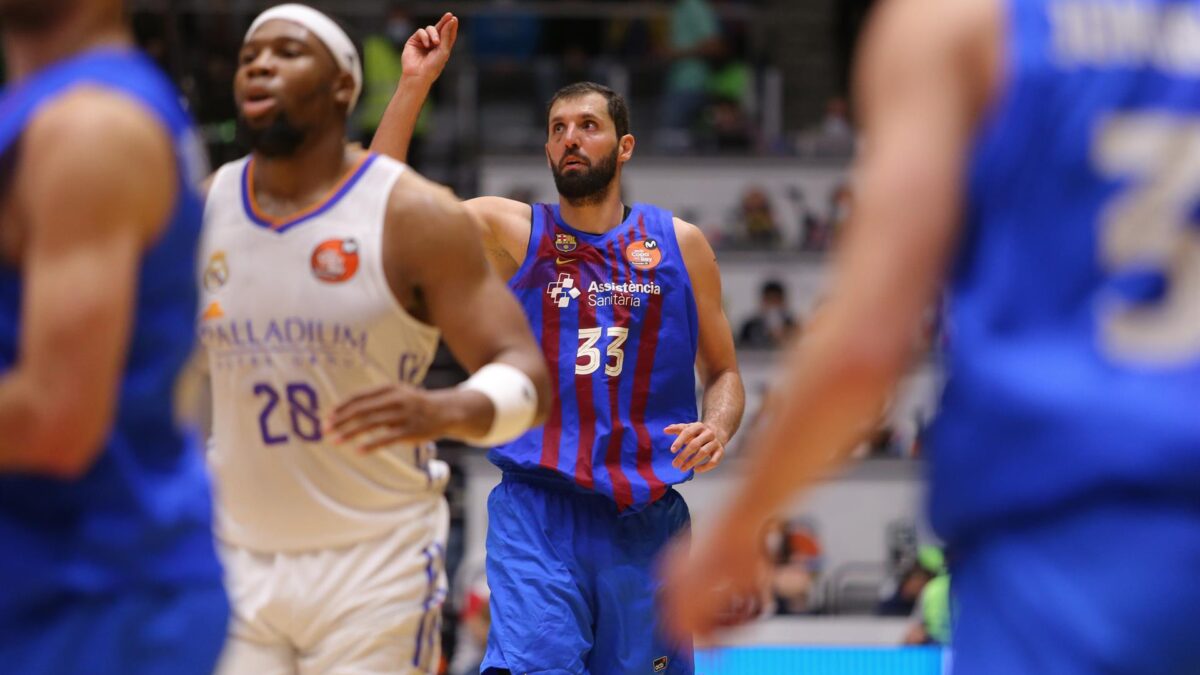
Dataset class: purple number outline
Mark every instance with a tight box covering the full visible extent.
[286,382,323,442]
[253,383,288,445]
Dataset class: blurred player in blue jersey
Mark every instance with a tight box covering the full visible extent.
[664,0,1200,673]
[0,0,228,673]
[371,15,745,674]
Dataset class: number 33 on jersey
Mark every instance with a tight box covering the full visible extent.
[490,203,700,512]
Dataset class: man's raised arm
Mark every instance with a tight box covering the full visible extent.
[370,13,458,163]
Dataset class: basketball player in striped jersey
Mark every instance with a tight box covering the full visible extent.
[372,17,744,674]
[197,5,549,673]
[665,1,1200,674]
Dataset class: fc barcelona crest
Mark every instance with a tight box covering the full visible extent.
[555,233,578,253]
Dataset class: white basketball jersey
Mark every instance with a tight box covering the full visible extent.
[199,153,447,552]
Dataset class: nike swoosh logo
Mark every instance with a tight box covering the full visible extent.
[556,257,576,265]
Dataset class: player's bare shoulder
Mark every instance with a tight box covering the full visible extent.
[462,195,530,277]
[386,165,464,230]
[28,85,166,145]
[870,0,995,39]
[379,166,492,318]
[861,0,1000,95]
[383,166,475,266]
[672,216,719,272]
[672,216,729,314]
[20,86,176,243]
[464,196,532,235]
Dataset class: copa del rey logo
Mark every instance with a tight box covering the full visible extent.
[311,238,360,283]
[547,272,662,309]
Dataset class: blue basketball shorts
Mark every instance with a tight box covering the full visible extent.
[949,498,1200,675]
[0,583,229,675]
[482,473,692,675]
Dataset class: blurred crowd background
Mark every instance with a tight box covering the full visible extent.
[45,1,956,670]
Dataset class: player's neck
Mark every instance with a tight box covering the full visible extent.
[252,129,357,203]
[2,14,129,83]
[557,187,626,235]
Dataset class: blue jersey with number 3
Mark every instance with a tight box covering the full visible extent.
[0,49,220,614]
[929,0,1200,544]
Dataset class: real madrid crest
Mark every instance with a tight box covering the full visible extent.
[203,251,230,292]
[555,232,578,253]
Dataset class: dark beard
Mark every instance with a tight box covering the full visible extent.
[236,112,307,158]
[552,147,618,206]
[0,0,71,32]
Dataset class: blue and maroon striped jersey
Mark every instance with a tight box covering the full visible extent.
[489,202,700,511]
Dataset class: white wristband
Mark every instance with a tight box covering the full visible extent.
[458,363,539,447]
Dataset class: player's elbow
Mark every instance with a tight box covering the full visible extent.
[701,363,741,391]
[829,330,914,392]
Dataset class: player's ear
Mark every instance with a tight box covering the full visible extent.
[545,143,554,170]
[618,134,635,163]
[332,71,355,112]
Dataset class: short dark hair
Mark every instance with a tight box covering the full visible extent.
[546,82,631,140]
[762,280,786,299]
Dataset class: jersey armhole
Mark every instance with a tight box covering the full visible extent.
[659,212,686,262]
[506,202,544,288]
[656,207,702,355]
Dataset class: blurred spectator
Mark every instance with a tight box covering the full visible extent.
[764,517,824,615]
[736,187,780,245]
[700,6,756,152]
[884,518,919,576]
[852,405,919,459]
[470,0,542,64]
[864,424,905,458]
[357,7,411,144]
[823,180,855,248]
[878,555,936,616]
[786,186,825,251]
[172,12,239,164]
[816,96,856,154]
[471,1,545,151]
[796,96,857,158]
[739,280,797,349]
[536,17,613,119]
[506,186,537,206]
[902,547,952,646]
[606,16,654,61]
[449,568,491,675]
[659,0,724,148]
[707,4,753,102]
[705,96,756,152]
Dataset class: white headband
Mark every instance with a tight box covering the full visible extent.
[246,4,362,115]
